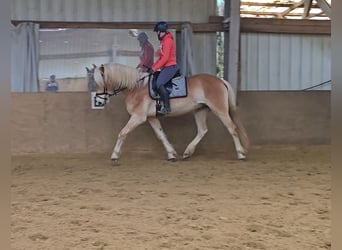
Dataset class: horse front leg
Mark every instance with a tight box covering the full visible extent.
[147,117,177,161]
[183,108,209,159]
[111,115,146,165]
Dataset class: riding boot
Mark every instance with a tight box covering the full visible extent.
[157,85,171,115]
[152,73,158,94]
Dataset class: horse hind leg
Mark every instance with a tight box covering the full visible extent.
[215,111,247,160]
[183,108,209,159]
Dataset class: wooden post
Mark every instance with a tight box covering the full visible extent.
[224,0,240,98]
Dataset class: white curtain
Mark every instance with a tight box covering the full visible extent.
[180,23,196,76]
[11,22,40,92]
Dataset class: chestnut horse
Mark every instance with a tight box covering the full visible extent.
[87,63,249,165]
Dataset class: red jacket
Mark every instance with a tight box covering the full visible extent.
[137,41,154,71]
[152,32,177,72]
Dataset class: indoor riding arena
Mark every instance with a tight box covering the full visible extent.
[10,1,331,250]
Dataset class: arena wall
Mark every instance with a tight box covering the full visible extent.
[11,91,330,155]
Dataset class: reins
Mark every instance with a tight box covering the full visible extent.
[137,73,152,83]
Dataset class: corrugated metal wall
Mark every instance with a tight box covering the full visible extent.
[240,33,331,90]
[11,0,215,22]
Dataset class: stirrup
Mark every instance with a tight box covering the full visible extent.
[157,107,170,116]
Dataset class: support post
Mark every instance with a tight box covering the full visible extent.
[224,0,240,99]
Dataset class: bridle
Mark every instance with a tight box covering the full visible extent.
[94,64,126,104]
[94,64,151,104]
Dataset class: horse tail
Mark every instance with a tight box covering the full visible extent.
[222,79,250,153]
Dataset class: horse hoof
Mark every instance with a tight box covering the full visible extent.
[111,159,120,166]
[238,157,247,161]
[182,154,190,160]
[168,158,177,162]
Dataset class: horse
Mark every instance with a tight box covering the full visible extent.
[87,62,250,165]
[86,66,97,92]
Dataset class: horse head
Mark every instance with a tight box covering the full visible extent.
[86,65,97,91]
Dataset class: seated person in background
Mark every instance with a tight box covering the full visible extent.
[45,74,59,92]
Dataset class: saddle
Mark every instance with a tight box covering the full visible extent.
[148,71,188,100]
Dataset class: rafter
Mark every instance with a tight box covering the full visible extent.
[280,0,306,18]
[241,1,319,8]
[239,0,331,20]
[241,2,294,7]
[240,11,326,19]
[315,0,331,18]
[302,0,313,18]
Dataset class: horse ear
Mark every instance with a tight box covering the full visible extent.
[86,67,90,72]
[99,64,105,75]
[92,64,97,68]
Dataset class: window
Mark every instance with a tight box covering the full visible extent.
[39,28,160,92]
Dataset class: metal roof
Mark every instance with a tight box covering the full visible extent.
[240,0,331,19]
[218,0,331,20]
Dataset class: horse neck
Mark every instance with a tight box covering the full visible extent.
[121,81,148,101]
[110,70,142,90]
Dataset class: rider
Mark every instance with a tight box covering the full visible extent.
[148,21,180,115]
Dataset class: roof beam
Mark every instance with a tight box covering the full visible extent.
[280,0,306,18]
[240,1,320,8]
[240,17,330,35]
[11,18,331,35]
[302,0,313,18]
[316,0,331,18]
[241,2,294,7]
[240,9,326,18]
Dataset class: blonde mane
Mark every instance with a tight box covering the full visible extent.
[94,63,144,90]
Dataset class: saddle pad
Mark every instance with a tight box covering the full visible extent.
[148,76,188,100]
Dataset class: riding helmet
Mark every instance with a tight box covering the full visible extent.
[153,21,168,32]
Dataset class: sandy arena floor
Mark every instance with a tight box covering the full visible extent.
[11,145,331,250]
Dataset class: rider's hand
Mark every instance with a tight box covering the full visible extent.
[146,68,154,74]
